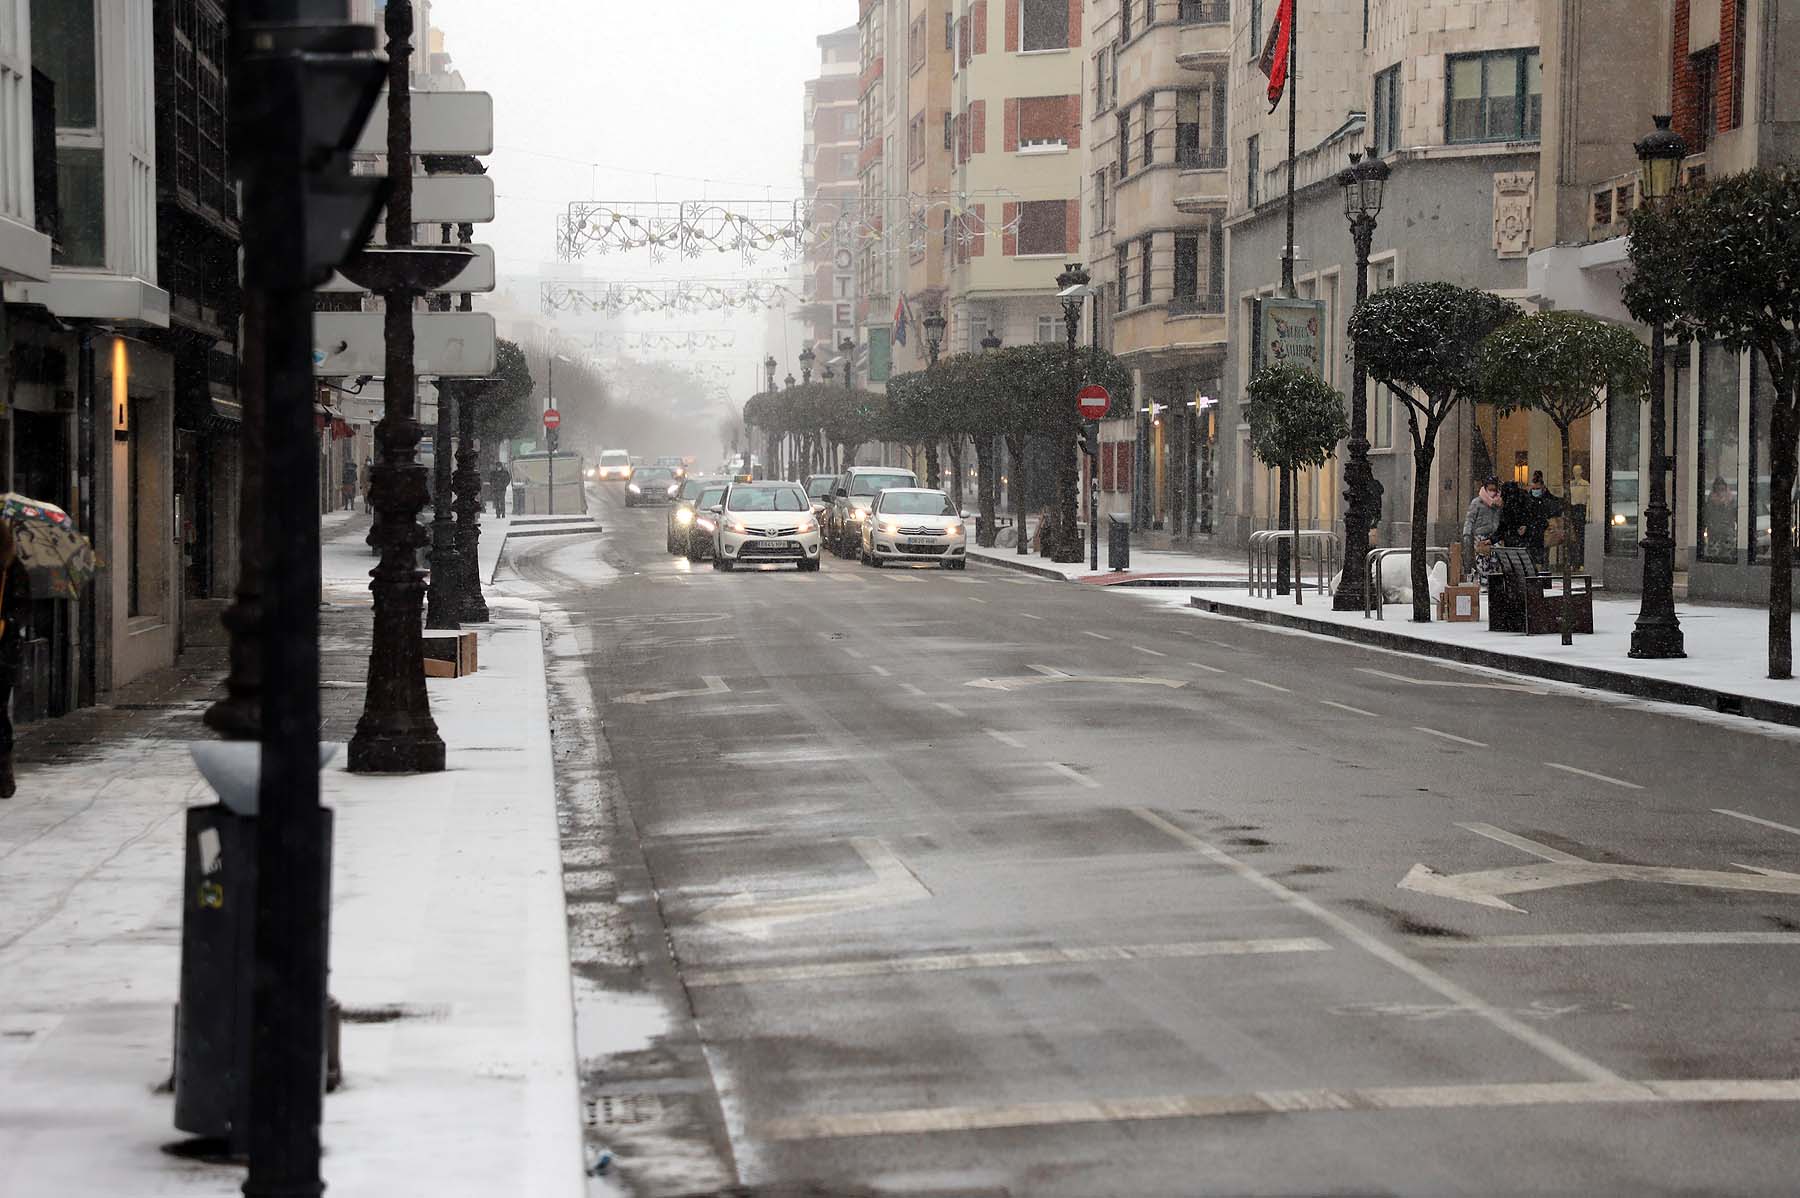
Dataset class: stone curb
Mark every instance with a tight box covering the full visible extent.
[964,549,1082,581]
[1190,594,1800,730]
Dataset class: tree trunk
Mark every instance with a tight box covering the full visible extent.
[1411,439,1437,623]
[947,438,965,512]
[1768,378,1798,680]
[1276,461,1292,594]
[1558,426,1575,646]
[1008,432,1028,555]
[973,436,998,546]
[925,440,941,489]
[1053,424,1082,563]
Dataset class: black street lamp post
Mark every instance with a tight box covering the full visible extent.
[840,335,857,391]
[1058,263,1093,569]
[453,377,494,623]
[1630,114,1688,659]
[1333,153,1390,611]
[921,314,946,489]
[799,345,815,384]
[763,354,777,391]
[426,380,461,630]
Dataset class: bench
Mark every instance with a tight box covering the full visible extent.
[1487,547,1594,636]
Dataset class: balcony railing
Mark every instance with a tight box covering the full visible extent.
[1176,144,1227,171]
[1176,0,1230,25]
[1168,293,1225,316]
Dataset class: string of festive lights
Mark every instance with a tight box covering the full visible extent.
[540,278,802,316]
[589,330,739,352]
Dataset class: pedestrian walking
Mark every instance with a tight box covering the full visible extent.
[0,522,31,798]
[1461,476,1503,582]
[1524,470,1564,572]
[488,464,510,518]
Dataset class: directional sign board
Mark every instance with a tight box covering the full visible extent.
[1077,383,1111,420]
[313,312,496,377]
[319,244,495,293]
[354,91,494,155]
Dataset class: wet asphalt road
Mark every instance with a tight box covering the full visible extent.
[513,482,1800,1198]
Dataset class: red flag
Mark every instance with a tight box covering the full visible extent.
[1258,0,1294,114]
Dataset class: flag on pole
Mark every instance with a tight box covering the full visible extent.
[1258,0,1294,113]
[893,292,910,346]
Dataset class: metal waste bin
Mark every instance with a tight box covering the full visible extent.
[174,804,258,1153]
[1108,513,1131,571]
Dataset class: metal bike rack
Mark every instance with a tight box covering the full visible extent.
[1365,545,1451,619]
[1249,529,1340,604]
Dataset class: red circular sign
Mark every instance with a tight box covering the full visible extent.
[542,408,561,429]
[1076,383,1111,420]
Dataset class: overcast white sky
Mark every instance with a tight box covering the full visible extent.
[427,0,857,281]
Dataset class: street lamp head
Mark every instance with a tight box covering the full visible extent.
[1056,262,1090,293]
[1636,114,1687,204]
[798,346,816,367]
[1357,157,1390,217]
[764,354,777,371]
[784,372,796,389]
[822,363,835,381]
[922,310,947,342]
[839,335,855,355]
[1338,164,1362,218]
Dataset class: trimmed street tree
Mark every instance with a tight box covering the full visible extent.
[1245,363,1350,599]
[1626,166,1800,678]
[1350,282,1522,622]
[476,338,535,463]
[1480,311,1649,645]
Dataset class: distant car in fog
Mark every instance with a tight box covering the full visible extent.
[624,465,680,507]
[594,449,631,481]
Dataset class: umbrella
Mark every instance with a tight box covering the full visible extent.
[1,493,97,600]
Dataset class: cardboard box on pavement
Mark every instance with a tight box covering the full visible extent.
[421,631,478,678]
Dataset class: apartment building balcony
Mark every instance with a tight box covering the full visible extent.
[1112,294,1226,368]
[0,59,52,282]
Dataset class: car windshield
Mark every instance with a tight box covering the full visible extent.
[806,477,838,498]
[679,477,714,500]
[600,451,629,466]
[634,467,674,482]
[879,491,957,516]
[849,472,915,496]
[727,485,806,512]
[697,486,726,508]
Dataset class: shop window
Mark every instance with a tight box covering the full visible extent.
[1696,342,1741,563]
[1021,0,1069,51]
[1605,385,1641,557]
[1446,48,1541,144]
[1749,355,1797,563]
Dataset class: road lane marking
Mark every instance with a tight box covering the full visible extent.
[1082,631,1113,641]
[868,664,892,677]
[1189,662,1226,674]
[1045,762,1101,790]
[1414,726,1489,748]
[1208,640,1236,650]
[969,596,988,604]
[688,937,1331,987]
[1423,931,1800,949]
[1018,612,1044,620]
[1399,823,1800,912]
[898,682,926,697]
[935,702,967,718]
[1319,700,1380,717]
[1243,679,1291,693]
[1545,762,1643,790]
[1026,664,1069,676]
[842,647,865,659]
[1132,807,1621,1084]
[697,838,931,941]
[1715,808,1800,838]
[985,729,1025,748]
[760,1078,1800,1141]
[1131,645,1169,658]
[721,747,851,766]
[1356,667,1547,694]
[616,676,731,705]
[968,672,1187,692]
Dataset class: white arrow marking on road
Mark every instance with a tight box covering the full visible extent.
[616,675,730,705]
[1399,822,1800,913]
[697,838,931,941]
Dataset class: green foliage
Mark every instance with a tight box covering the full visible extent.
[1244,364,1350,472]
[1349,281,1521,426]
[1479,311,1648,430]
[475,338,535,450]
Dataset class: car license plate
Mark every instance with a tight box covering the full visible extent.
[751,539,785,549]
[904,537,936,547]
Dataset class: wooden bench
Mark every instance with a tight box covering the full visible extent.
[1487,547,1594,636]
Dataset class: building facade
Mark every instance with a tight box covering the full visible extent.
[1085,0,1232,538]
[1528,0,1799,605]
[1216,0,1544,553]
[799,26,861,382]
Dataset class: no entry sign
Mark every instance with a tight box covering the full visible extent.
[542,408,561,430]
[1076,383,1111,421]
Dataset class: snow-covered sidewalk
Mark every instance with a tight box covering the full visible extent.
[964,536,1247,584]
[1136,585,1800,726]
[1,546,581,1194]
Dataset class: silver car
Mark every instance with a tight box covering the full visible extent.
[711,481,822,571]
[859,487,967,569]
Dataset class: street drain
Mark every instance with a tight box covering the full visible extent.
[586,1093,662,1126]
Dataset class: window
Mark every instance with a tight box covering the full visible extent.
[966,314,990,354]
[1117,244,1130,312]
[1446,49,1541,143]
[1696,341,1741,563]
[31,0,99,127]
[1118,111,1132,176]
[1016,199,1068,255]
[127,407,141,616]
[910,16,926,72]
[839,151,857,176]
[1690,48,1718,153]
[1249,0,1263,48]
[946,10,955,50]
[54,147,105,267]
[1139,236,1153,307]
[844,111,858,137]
[944,111,953,150]
[1092,168,1110,230]
[1371,63,1402,157]
[1750,355,1795,562]
[1172,233,1200,308]
[1142,100,1155,166]
[1731,0,1747,129]
[1032,314,1059,343]
[1017,96,1070,149]
[1176,89,1222,169]
[1120,0,1132,42]
[1021,0,1070,51]
[1245,134,1260,206]
[1094,46,1110,115]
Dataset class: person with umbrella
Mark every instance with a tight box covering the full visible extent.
[0,521,30,798]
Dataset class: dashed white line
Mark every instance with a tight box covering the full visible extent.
[1243,678,1292,693]
[1545,762,1644,791]
[935,702,968,718]
[1413,726,1489,748]
[1428,931,1800,949]
[898,682,926,697]
[1082,631,1113,641]
[1319,700,1380,717]
[969,596,988,605]
[1131,645,1169,658]
[985,729,1025,748]
[1714,808,1800,838]
[842,648,865,659]
[868,664,892,677]
[1018,612,1045,620]
[1188,662,1227,674]
[1045,762,1101,790]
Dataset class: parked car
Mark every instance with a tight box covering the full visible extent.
[827,466,918,557]
[624,465,680,507]
[668,476,727,554]
[858,487,967,568]
[682,482,729,561]
[594,449,632,481]
[710,480,821,571]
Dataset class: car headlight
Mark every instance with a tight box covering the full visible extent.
[727,518,752,534]
[849,507,868,522]
[949,523,965,537]
[667,484,679,495]
[627,483,641,493]
[880,520,902,536]
[696,517,716,531]
[676,509,694,526]
[796,516,817,534]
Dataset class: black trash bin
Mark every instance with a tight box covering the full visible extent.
[174,804,257,1153]
[1108,513,1130,571]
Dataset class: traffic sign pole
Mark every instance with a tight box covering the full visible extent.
[542,407,561,514]
[1075,384,1110,571]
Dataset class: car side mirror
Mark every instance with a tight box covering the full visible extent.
[709,504,723,514]
[834,488,847,498]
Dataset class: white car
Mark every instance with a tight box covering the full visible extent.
[595,449,631,481]
[859,487,967,569]
[711,481,822,571]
